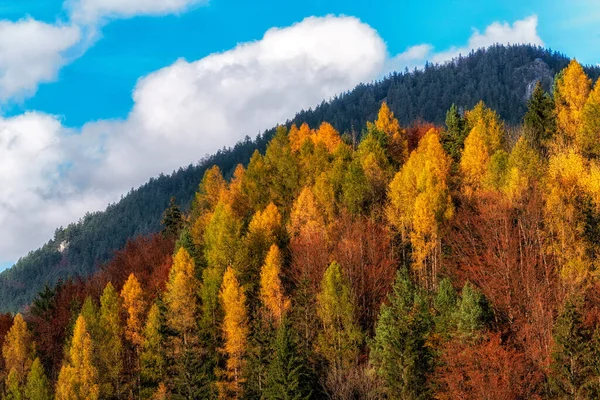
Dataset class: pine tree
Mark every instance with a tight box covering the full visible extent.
[263,318,312,400]
[523,81,556,155]
[24,358,51,400]
[371,268,433,399]
[56,315,99,400]
[316,262,362,372]
[434,278,458,338]
[99,282,123,398]
[218,267,249,399]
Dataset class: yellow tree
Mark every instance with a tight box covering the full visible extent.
[312,122,342,153]
[289,122,312,152]
[555,60,592,144]
[2,314,34,398]
[195,165,227,213]
[56,315,99,400]
[164,247,203,397]
[204,201,243,273]
[387,129,454,288]
[121,274,146,348]
[375,101,408,164]
[545,149,590,283]
[260,244,291,325]
[504,136,543,202]
[218,267,249,399]
[578,78,600,158]
[221,164,250,219]
[460,102,504,196]
[288,186,326,239]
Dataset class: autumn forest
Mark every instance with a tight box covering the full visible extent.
[3,59,600,399]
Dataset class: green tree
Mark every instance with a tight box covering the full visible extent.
[442,103,468,162]
[316,262,362,371]
[161,196,184,238]
[550,297,598,398]
[456,282,492,339]
[24,358,51,400]
[523,81,556,155]
[98,282,123,398]
[370,268,433,399]
[263,318,312,400]
[140,302,165,397]
[434,278,458,338]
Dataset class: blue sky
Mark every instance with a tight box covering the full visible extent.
[0,0,598,268]
[1,0,598,127]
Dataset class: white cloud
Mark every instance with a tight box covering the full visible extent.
[0,18,80,101]
[0,15,387,263]
[67,0,207,24]
[387,15,543,74]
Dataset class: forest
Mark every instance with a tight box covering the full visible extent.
[2,58,600,399]
[2,44,599,314]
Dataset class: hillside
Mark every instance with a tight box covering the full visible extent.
[4,56,600,398]
[1,44,599,312]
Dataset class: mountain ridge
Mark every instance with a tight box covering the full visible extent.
[1,43,599,312]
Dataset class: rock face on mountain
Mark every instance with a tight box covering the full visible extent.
[1,44,599,313]
[515,58,554,100]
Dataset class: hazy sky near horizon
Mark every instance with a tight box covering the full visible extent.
[0,0,598,268]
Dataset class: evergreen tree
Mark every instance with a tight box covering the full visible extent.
[161,196,184,238]
[442,104,467,162]
[456,281,493,339]
[263,318,312,400]
[434,278,458,338]
[550,297,598,398]
[523,81,556,155]
[370,268,433,399]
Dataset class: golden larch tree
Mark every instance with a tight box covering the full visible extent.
[56,314,99,400]
[260,244,291,324]
[312,122,342,153]
[121,273,146,348]
[2,313,34,397]
[218,267,249,399]
[555,59,592,144]
[387,129,453,288]
[289,122,312,152]
[375,101,408,164]
[578,78,600,158]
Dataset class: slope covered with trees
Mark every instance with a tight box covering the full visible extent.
[2,59,600,398]
[1,44,599,314]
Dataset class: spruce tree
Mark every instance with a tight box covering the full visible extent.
[442,103,467,162]
[550,297,597,397]
[523,81,556,156]
[370,268,433,399]
[264,318,312,400]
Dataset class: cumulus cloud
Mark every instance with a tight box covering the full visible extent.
[67,0,207,24]
[0,15,387,263]
[387,15,543,74]
[0,18,80,101]
[0,14,547,265]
